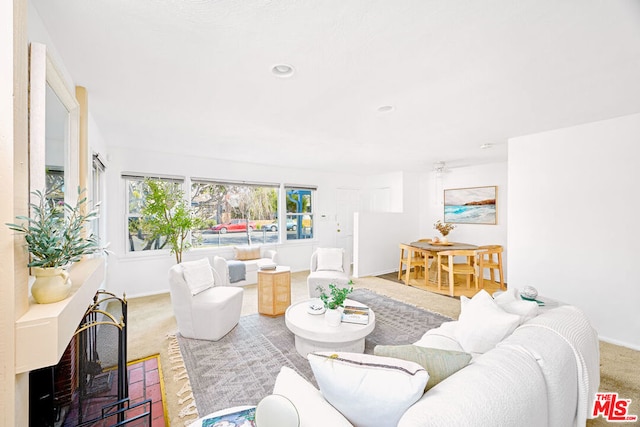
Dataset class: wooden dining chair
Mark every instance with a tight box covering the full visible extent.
[476,245,505,289]
[437,249,479,297]
[414,239,434,279]
[398,244,429,285]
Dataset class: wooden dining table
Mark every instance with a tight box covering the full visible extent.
[407,241,479,285]
[409,241,478,252]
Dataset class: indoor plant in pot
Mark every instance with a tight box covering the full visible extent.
[318,282,353,326]
[139,178,202,264]
[6,189,105,303]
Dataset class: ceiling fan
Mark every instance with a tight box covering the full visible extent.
[433,161,450,175]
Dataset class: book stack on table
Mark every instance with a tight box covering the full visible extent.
[342,305,370,325]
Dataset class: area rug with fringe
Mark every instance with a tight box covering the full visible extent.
[175,288,451,417]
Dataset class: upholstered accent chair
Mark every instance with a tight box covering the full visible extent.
[168,258,243,341]
[307,248,351,298]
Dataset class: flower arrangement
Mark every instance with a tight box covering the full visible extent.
[434,220,456,237]
[317,282,353,310]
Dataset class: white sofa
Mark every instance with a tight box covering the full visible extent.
[212,246,278,287]
[271,290,601,427]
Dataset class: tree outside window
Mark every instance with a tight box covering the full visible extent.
[125,176,183,252]
[124,176,314,251]
[191,181,279,247]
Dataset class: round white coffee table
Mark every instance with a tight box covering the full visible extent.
[285,298,375,357]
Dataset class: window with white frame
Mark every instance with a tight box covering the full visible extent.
[91,153,106,245]
[123,176,316,252]
[123,174,185,252]
[285,185,315,240]
[191,179,279,247]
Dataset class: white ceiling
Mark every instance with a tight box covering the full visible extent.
[31,0,640,174]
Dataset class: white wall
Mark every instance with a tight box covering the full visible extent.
[354,171,422,277]
[508,113,640,350]
[420,162,509,280]
[360,171,405,212]
[354,212,417,277]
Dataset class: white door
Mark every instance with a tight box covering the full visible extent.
[335,188,360,271]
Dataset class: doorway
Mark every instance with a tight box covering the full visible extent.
[335,188,360,271]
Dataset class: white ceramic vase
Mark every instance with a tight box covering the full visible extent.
[324,307,343,327]
[440,236,448,243]
[31,267,72,304]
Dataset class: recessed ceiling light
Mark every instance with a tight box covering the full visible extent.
[272,64,295,77]
[480,143,493,149]
[377,105,394,113]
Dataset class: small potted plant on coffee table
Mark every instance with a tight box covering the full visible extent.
[317,282,353,326]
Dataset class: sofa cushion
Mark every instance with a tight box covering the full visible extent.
[234,246,261,261]
[397,345,549,427]
[273,366,352,427]
[242,258,261,273]
[374,345,471,391]
[413,320,467,353]
[180,258,214,295]
[456,290,520,354]
[316,248,344,271]
[308,352,428,427]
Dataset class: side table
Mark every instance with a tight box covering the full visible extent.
[258,266,291,316]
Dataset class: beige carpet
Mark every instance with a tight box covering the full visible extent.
[125,271,639,426]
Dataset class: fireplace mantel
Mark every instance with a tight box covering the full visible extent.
[15,258,106,374]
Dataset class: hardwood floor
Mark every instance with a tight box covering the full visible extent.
[381,267,504,298]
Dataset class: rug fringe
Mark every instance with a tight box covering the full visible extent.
[167,334,199,425]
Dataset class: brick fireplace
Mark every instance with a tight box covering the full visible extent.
[26,286,151,426]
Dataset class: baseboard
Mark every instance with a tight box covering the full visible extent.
[599,335,640,352]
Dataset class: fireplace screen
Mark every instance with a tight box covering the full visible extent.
[30,290,153,426]
[71,291,152,426]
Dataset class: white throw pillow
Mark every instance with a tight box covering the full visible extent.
[181,258,214,295]
[272,367,352,427]
[316,248,344,272]
[308,352,428,427]
[493,288,539,323]
[456,290,521,354]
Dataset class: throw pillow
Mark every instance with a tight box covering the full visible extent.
[181,258,214,295]
[316,248,344,271]
[493,288,539,323]
[272,367,352,427]
[234,246,261,261]
[373,345,471,391]
[307,352,428,427]
[455,290,521,354]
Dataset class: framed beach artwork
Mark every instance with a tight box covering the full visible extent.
[444,186,497,224]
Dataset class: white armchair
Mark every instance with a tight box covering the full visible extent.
[307,248,351,298]
[168,258,244,341]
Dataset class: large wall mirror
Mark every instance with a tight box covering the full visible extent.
[29,42,80,206]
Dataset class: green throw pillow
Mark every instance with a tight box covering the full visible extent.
[373,345,471,391]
